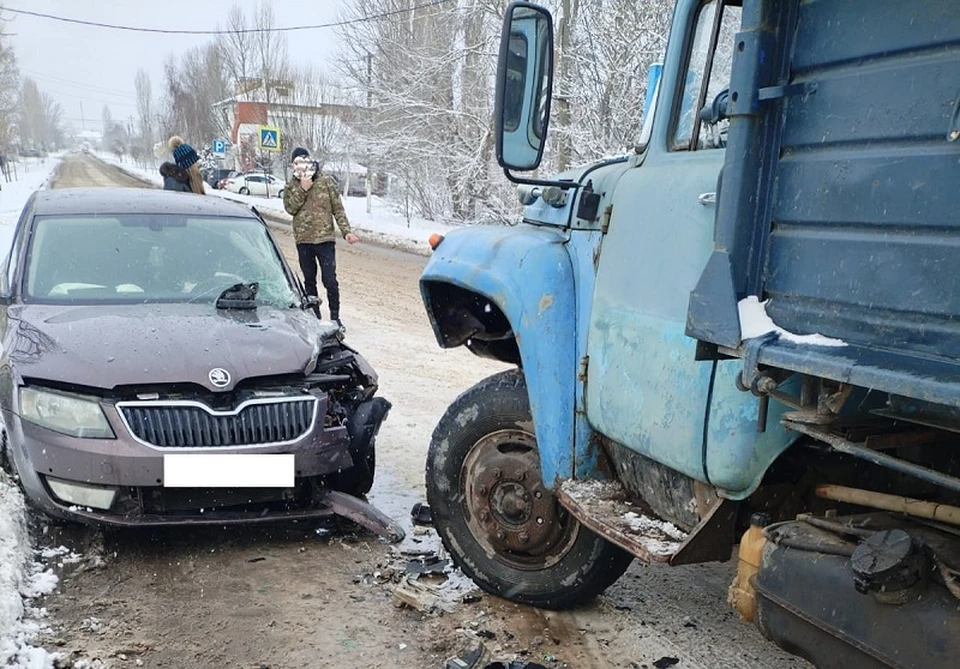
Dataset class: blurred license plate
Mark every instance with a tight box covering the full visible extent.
[163,454,294,488]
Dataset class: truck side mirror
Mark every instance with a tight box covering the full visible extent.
[495,2,554,172]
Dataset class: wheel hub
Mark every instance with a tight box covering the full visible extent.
[462,430,576,568]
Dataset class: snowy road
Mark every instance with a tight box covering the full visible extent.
[18,154,805,668]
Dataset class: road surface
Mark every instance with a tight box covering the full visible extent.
[30,153,806,669]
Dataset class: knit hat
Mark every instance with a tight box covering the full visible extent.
[291,147,309,162]
[172,142,199,169]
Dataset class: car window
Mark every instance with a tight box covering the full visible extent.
[23,215,297,307]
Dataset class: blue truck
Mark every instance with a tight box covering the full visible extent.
[419,1,960,666]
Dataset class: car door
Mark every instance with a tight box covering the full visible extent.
[248,175,265,195]
[585,0,742,484]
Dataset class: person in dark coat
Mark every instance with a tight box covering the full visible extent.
[167,136,206,194]
[159,162,191,192]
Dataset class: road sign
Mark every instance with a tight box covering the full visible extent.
[212,139,226,156]
[258,126,281,152]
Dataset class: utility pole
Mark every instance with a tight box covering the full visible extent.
[80,101,85,132]
[366,51,373,214]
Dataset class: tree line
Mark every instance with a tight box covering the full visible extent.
[152,0,673,223]
[0,8,65,157]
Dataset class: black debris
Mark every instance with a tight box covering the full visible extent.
[411,502,434,525]
[653,657,680,668]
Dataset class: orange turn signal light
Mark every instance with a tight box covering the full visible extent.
[428,233,445,250]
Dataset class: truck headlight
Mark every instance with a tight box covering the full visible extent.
[20,387,115,438]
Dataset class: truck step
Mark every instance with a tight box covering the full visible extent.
[557,479,686,562]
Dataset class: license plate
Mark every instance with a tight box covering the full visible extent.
[163,454,295,488]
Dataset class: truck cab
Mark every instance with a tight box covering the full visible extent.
[420,1,960,666]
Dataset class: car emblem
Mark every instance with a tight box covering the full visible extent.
[208,368,231,388]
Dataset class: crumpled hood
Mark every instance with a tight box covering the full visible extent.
[4,303,339,392]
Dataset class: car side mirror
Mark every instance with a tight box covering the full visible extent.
[301,295,321,310]
[495,2,554,172]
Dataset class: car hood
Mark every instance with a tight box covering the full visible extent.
[4,303,339,392]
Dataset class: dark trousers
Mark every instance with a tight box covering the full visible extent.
[297,242,340,320]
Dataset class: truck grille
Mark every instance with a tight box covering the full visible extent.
[117,397,317,448]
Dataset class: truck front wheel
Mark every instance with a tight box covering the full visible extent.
[426,369,632,609]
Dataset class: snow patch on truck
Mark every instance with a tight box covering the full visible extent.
[738,296,846,347]
[559,479,687,559]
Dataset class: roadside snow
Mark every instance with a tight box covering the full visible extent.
[738,296,846,347]
[0,157,66,669]
[94,151,463,256]
[0,157,61,254]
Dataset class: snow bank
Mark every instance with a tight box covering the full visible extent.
[213,189,462,256]
[0,157,67,668]
[738,296,846,347]
[93,151,464,256]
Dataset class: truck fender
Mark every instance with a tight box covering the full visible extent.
[420,226,577,486]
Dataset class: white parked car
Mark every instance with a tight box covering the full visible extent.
[223,172,285,198]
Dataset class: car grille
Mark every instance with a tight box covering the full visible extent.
[117,397,317,448]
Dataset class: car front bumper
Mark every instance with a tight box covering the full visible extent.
[5,397,356,526]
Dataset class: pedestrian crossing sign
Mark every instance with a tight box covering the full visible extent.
[258,126,281,152]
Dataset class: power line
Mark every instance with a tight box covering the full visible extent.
[20,67,135,98]
[2,1,453,36]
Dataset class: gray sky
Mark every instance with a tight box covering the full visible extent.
[8,1,344,133]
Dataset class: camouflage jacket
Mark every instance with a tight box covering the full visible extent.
[283,174,352,244]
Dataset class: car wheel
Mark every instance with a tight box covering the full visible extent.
[278,189,284,199]
[426,369,633,609]
[239,187,249,195]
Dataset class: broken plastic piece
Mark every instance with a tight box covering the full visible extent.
[411,501,433,526]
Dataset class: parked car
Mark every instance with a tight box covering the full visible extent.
[202,168,239,190]
[223,172,285,198]
[0,188,398,537]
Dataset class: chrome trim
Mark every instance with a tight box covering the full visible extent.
[115,395,318,451]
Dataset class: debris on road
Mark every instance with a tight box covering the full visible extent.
[393,576,457,614]
[411,502,434,526]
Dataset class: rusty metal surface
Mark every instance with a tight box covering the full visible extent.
[784,420,960,494]
[669,497,739,566]
[556,479,685,563]
[462,429,578,569]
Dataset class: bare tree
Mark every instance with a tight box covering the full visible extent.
[160,45,232,148]
[19,78,63,150]
[337,0,505,222]
[135,68,153,154]
[252,2,288,105]
[216,4,255,91]
[281,66,354,167]
[0,6,20,152]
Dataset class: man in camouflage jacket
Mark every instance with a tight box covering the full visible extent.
[283,147,359,328]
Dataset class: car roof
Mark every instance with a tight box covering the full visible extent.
[31,188,262,218]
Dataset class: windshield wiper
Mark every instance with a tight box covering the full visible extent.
[215,282,259,309]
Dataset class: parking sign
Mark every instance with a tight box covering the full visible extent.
[212,139,226,156]
[258,126,281,152]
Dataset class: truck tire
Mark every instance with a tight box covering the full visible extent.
[426,369,632,609]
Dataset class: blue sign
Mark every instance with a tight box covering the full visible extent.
[258,126,281,152]
[212,139,226,156]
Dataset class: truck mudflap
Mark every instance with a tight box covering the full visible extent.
[752,516,960,669]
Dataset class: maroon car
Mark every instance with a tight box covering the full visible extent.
[0,188,400,538]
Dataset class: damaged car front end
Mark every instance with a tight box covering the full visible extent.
[0,188,401,540]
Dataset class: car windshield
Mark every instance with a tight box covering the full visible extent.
[23,214,297,307]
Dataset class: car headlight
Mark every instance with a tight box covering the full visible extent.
[20,387,115,438]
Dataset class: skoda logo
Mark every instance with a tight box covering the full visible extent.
[208,368,231,388]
